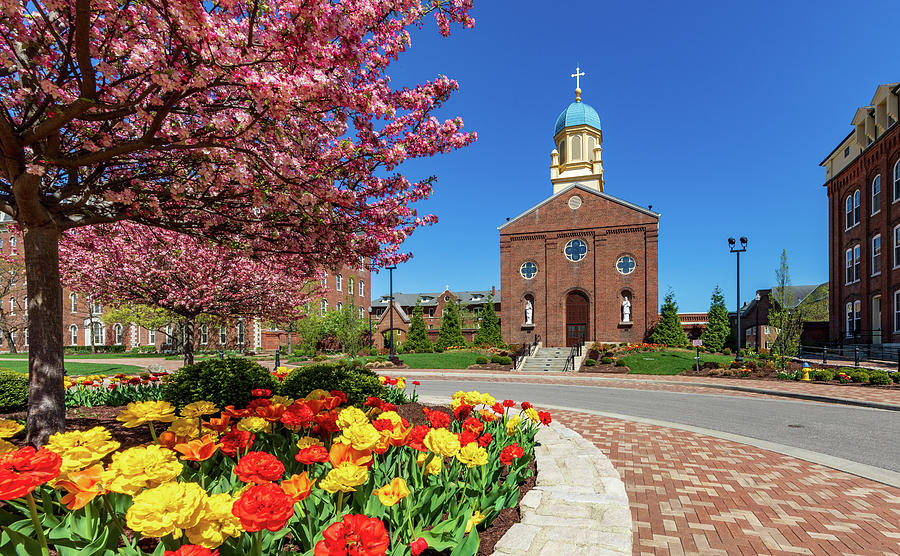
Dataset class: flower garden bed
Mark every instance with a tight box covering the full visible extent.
[0,376,549,556]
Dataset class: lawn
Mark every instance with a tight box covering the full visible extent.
[0,352,162,359]
[0,360,146,376]
[399,350,484,369]
[621,349,734,375]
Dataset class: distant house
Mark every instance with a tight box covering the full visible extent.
[370,287,501,352]
[735,283,829,349]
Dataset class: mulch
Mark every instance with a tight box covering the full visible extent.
[5,401,537,555]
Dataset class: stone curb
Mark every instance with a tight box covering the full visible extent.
[387,370,900,411]
[490,422,632,556]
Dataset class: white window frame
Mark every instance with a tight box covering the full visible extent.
[69,324,78,346]
[872,175,881,215]
[845,194,854,230]
[853,190,861,226]
[321,299,327,313]
[336,302,342,311]
[853,244,861,282]
[764,325,770,334]
[321,272,327,286]
[846,248,853,284]
[149,329,156,344]
[348,277,354,295]
[219,326,226,345]
[894,224,900,269]
[237,322,245,346]
[846,301,853,337]
[359,307,365,319]
[894,159,900,202]
[200,324,208,345]
[70,293,77,314]
[336,274,342,292]
[164,324,172,345]
[895,291,900,332]
[872,234,882,276]
[113,323,123,345]
[854,300,862,335]
[91,322,104,346]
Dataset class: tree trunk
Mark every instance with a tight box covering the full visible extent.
[24,226,65,446]
[287,330,292,353]
[183,318,195,366]
[5,329,17,354]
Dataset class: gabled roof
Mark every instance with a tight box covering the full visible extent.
[498,183,660,231]
[371,290,501,308]
[376,301,410,325]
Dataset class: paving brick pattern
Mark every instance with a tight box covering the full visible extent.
[552,410,900,555]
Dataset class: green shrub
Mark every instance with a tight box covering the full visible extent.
[162,358,277,410]
[892,371,900,384]
[490,355,502,364]
[313,354,329,362]
[0,369,27,411]
[813,369,834,382]
[868,370,892,385]
[849,370,869,383]
[433,346,444,353]
[496,356,512,365]
[600,356,613,364]
[369,348,378,356]
[723,348,731,355]
[615,359,626,367]
[584,359,596,367]
[475,356,489,365]
[280,362,386,406]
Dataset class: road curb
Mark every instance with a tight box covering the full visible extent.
[388,370,900,412]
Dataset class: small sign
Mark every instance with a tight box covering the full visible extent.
[692,339,703,347]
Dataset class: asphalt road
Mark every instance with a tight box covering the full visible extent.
[412,379,900,473]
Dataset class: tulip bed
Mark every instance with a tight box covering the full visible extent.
[64,373,169,408]
[0,379,550,556]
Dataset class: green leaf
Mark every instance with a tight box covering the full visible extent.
[449,531,480,556]
[0,526,43,556]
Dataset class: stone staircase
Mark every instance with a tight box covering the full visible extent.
[519,347,572,372]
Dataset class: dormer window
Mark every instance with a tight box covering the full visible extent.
[844,146,851,157]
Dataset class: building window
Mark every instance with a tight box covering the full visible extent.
[69,325,78,346]
[348,277,354,295]
[571,134,582,161]
[587,136,596,161]
[895,291,900,331]
[854,244,861,281]
[148,329,156,344]
[853,190,861,225]
[564,239,587,262]
[359,281,365,297]
[616,255,636,275]
[9,237,15,252]
[873,235,882,276]
[845,195,853,228]
[70,293,77,313]
[844,146,851,157]
[321,272,327,286]
[336,274,342,292]
[557,140,565,163]
[359,307,364,319]
[219,326,227,345]
[846,302,853,336]
[845,248,853,283]
[872,175,881,214]
[764,325,770,334]
[92,322,103,346]
[336,302,343,311]
[894,160,900,202]
[745,328,752,336]
[237,322,245,346]
[164,324,172,345]
[854,300,862,335]
[520,261,538,279]
[321,299,327,313]
[113,324,123,345]
[200,324,208,345]
[90,299,102,315]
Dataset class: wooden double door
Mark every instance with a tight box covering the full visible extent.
[565,291,589,347]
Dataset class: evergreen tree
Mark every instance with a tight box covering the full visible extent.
[474,296,503,346]
[435,299,466,349]
[700,286,729,352]
[650,290,689,347]
[403,302,434,353]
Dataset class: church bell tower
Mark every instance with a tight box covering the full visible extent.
[550,67,604,194]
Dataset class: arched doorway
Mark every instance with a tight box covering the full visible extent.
[565,291,589,346]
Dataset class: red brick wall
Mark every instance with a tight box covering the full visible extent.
[500,188,659,347]
[826,123,900,343]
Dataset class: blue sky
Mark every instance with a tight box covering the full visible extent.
[368,0,900,312]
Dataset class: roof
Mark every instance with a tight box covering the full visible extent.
[371,289,501,308]
[742,283,827,315]
[498,183,660,231]
[554,100,602,135]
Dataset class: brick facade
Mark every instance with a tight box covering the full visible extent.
[499,185,659,347]
[825,111,900,344]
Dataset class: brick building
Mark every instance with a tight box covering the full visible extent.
[499,84,659,347]
[0,214,367,353]
[369,288,500,351]
[738,284,829,350]
[822,82,900,344]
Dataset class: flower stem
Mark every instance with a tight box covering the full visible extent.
[147,421,158,443]
[336,491,345,517]
[25,492,50,556]
[252,529,262,556]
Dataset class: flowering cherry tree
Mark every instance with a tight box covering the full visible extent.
[60,222,318,365]
[0,0,475,444]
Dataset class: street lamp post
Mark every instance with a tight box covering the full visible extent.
[387,265,397,359]
[754,292,760,350]
[728,237,748,364]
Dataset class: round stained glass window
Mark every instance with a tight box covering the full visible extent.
[616,255,636,275]
[520,261,538,279]
[564,239,587,262]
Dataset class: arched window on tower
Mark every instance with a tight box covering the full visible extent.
[587,136,596,161]
[571,135,582,161]
[557,140,566,164]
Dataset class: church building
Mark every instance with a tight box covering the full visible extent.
[499,71,660,347]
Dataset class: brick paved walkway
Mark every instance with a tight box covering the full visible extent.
[552,410,900,555]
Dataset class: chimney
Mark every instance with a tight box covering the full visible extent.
[491,285,496,295]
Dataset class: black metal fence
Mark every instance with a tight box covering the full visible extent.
[798,343,900,370]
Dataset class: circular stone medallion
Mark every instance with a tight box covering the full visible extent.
[568,195,583,210]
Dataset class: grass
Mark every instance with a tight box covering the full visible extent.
[399,350,484,369]
[621,349,734,375]
[0,360,146,376]
[0,352,162,359]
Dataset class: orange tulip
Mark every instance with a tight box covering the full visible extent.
[204,415,232,433]
[329,442,373,468]
[173,434,221,461]
[372,477,409,507]
[281,472,315,503]
[254,403,286,423]
[157,431,179,449]
[56,464,106,510]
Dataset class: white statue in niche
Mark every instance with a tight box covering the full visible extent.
[525,299,534,325]
[622,296,631,323]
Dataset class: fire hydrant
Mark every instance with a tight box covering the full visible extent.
[801,362,811,381]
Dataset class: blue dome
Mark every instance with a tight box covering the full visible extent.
[554,101,601,136]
